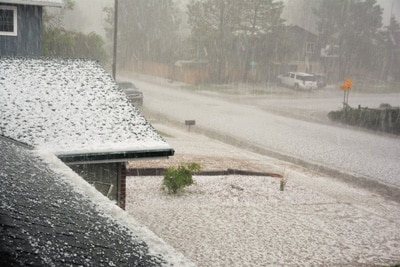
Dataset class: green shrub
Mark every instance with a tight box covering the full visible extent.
[328,107,400,135]
[161,163,201,194]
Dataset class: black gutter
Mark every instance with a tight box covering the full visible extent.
[58,149,175,163]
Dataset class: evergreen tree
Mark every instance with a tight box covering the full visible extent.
[187,0,242,83]
[378,16,400,81]
[108,0,181,67]
[187,0,285,83]
[314,0,383,81]
[236,0,285,82]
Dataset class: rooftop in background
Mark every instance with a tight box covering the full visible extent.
[0,58,173,160]
[0,0,64,7]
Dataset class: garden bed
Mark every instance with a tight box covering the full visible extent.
[328,105,400,134]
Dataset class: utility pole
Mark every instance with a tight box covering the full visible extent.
[112,0,118,80]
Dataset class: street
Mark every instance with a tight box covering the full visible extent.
[123,74,400,198]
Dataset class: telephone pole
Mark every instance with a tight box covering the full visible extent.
[112,0,118,79]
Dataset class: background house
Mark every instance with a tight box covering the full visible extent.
[0,0,63,56]
[271,25,323,80]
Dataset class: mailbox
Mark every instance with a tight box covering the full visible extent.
[185,120,196,131]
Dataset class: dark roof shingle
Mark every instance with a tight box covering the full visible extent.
[0,137,192,266]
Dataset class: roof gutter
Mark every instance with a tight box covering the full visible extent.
[57,149,175,164]
[0,0,64,7]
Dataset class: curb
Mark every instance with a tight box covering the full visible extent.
[127,168,283,178]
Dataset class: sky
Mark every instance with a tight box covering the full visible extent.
[378,0,400,25]
[58,0,112,37]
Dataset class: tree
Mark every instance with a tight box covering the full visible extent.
[187,0,242,83]
[106,0,181,68]
[378,16,400,81]
[43,0,108,64]
[314,0,383,81]
[43,29,108,64]
[187,0,286,83]
[235,0,285,82]
[43,0,75,29]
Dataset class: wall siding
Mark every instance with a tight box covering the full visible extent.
[0,4,42,56]
[68,162,126,209]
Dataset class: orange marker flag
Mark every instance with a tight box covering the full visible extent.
[340,78,353,91]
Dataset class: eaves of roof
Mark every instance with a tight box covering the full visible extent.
[0,136,192,266]
[0,0,63,7]
[0,135,33,150]
[58,148,175,164]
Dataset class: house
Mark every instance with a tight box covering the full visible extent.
[0,0,63,56]
[272,25,322,79]
[0,135,193,266]
[0,57,175,209]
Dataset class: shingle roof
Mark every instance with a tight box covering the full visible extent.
[0,58,173,161]
[0,136,193,266]
[0,0,63,7]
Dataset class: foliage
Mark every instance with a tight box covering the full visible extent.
[314,0,383,81]
[43,0,75,29]
[187,0,242,83]
[377,16,400,82]
[43,28,108,64]
[328,106,400,135]
[105,0,182,67]
[161,163,201,194]
[187,0,286,83]
[235,0,286,82]
[42,0,108,64]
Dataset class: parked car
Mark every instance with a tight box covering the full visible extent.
[117,81,143,106]
[310,73,327,89]
[277,72,318,90]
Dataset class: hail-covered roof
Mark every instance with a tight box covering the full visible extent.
[0,58,173,158]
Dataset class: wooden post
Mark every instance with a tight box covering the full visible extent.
[185,120,196,131]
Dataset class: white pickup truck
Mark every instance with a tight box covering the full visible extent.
[277,72,318,90]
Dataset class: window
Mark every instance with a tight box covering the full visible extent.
[306,42,315,53]
[0,6,17,36]
[297,75,315,82]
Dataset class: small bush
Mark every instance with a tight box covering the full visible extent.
[161,163,201,194]
[328,106,400,134]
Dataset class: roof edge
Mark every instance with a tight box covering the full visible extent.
[57,149,175,164]
[0,135,34,149]
[0,0,64,7]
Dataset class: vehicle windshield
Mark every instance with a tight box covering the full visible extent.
[118,82,137,90]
